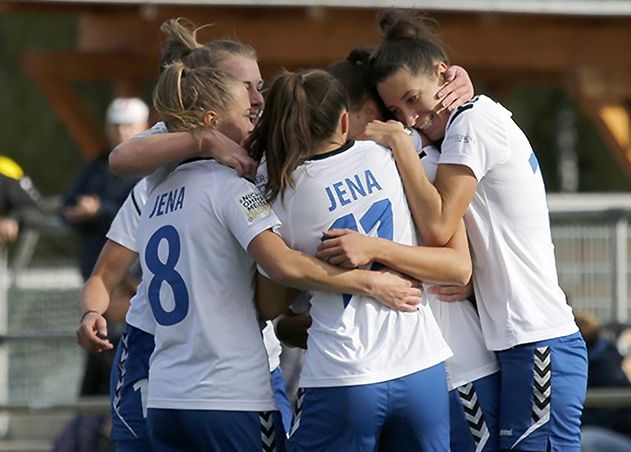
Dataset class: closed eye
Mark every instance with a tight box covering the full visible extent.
[406,94,419,105]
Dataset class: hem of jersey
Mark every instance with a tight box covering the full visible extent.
[105,232,138,253]
[147,398,276,411]
[125,315,155,336]
[488,323,579,351]
[299,347,452,388]
[438,154,483,181]
[447,362,500,391]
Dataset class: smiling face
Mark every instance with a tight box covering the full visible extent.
[214,82,254,145]
[377,63,449,141]
[218,54,265,125]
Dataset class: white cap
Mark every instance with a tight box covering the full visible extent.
[106,97,149,124]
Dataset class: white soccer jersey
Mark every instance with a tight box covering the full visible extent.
[106,178,155,335]
[122,122,283,370]
[138,159,279,411]
[272,140,451,388]
[439,95,577,351]
[417,144,499,389]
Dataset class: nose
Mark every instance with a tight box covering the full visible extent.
[249,86,264,110]
[404,113,419,127]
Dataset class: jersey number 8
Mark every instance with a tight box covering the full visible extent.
[145,225,190,326]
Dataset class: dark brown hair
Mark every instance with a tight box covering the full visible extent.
[247,69,349,203]
[370,10,450,85]
[327,48,384,115]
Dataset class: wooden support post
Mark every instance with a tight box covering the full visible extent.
[569,67,631,180]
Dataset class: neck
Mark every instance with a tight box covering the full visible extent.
[312,136,347,157]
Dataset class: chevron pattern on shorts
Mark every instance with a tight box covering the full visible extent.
[288,388,305,438]
[457,382,490,452]
[113,332,129,412]
[532,346,551,423]
[260,411,276,452]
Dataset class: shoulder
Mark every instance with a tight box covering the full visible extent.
[132,121,168,139]
[446,95,510,130]
[353,140,392,159]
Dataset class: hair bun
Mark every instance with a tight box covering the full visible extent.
[346,48,371,67]
[378,10,439,42]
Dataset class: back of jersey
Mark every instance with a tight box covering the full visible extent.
[273,140,451,388]
[137,160,275,412]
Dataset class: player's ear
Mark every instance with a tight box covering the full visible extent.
[435,61,449,80]
[339,110,350,135]
[202,110,218,128]
[360,100,382,123]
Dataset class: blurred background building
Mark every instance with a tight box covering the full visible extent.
[0,0,630,450]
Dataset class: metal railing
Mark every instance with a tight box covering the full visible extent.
[0,195,630,424]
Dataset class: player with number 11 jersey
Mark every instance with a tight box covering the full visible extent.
[250,69,468,451]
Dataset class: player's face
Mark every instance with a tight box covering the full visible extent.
[218,55,264,125]
[377,64,449,142]
[348,100,385,140]
[215,83,254,145]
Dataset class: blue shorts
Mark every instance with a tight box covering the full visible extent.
[271,366,292,434]
[496,332,587,451]
[110,324,155,445]
[449,372,500,452]
[147,408,286,452]
[289,363,450,452]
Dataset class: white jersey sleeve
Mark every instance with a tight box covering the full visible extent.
[218,177,280,251]
[439,96,511,181]
[106,178,147,252]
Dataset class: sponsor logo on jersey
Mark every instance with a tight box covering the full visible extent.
[237,190,272,224]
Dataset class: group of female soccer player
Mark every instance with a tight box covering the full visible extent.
[76,10,587,452]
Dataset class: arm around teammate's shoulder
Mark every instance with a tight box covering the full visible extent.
[316,220,471,286]
[362,120,477,247]
[109,129,256,178]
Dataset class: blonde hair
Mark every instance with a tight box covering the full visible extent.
[160,17,257,71]
[153,61,240,140]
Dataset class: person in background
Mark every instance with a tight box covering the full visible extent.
[575,310,631,451]
[64,98,148,406]
[0,155,43,246]
[62,97,148,281]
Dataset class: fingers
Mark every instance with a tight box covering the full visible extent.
[435,91,461,115]
[394,294,423,312]
[76,329,112,352]
[442,65,457,82]
[96,317,108,338]
[316,239,341,255]
[321,229,352,239]
[428,284,470,302]
[327,254,350,266]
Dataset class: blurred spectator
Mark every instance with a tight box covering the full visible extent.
[0,155,43,246]
[617,327,631,382]
[62,97,147,281]
[576,310,631,451]
[54,98,147,452]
